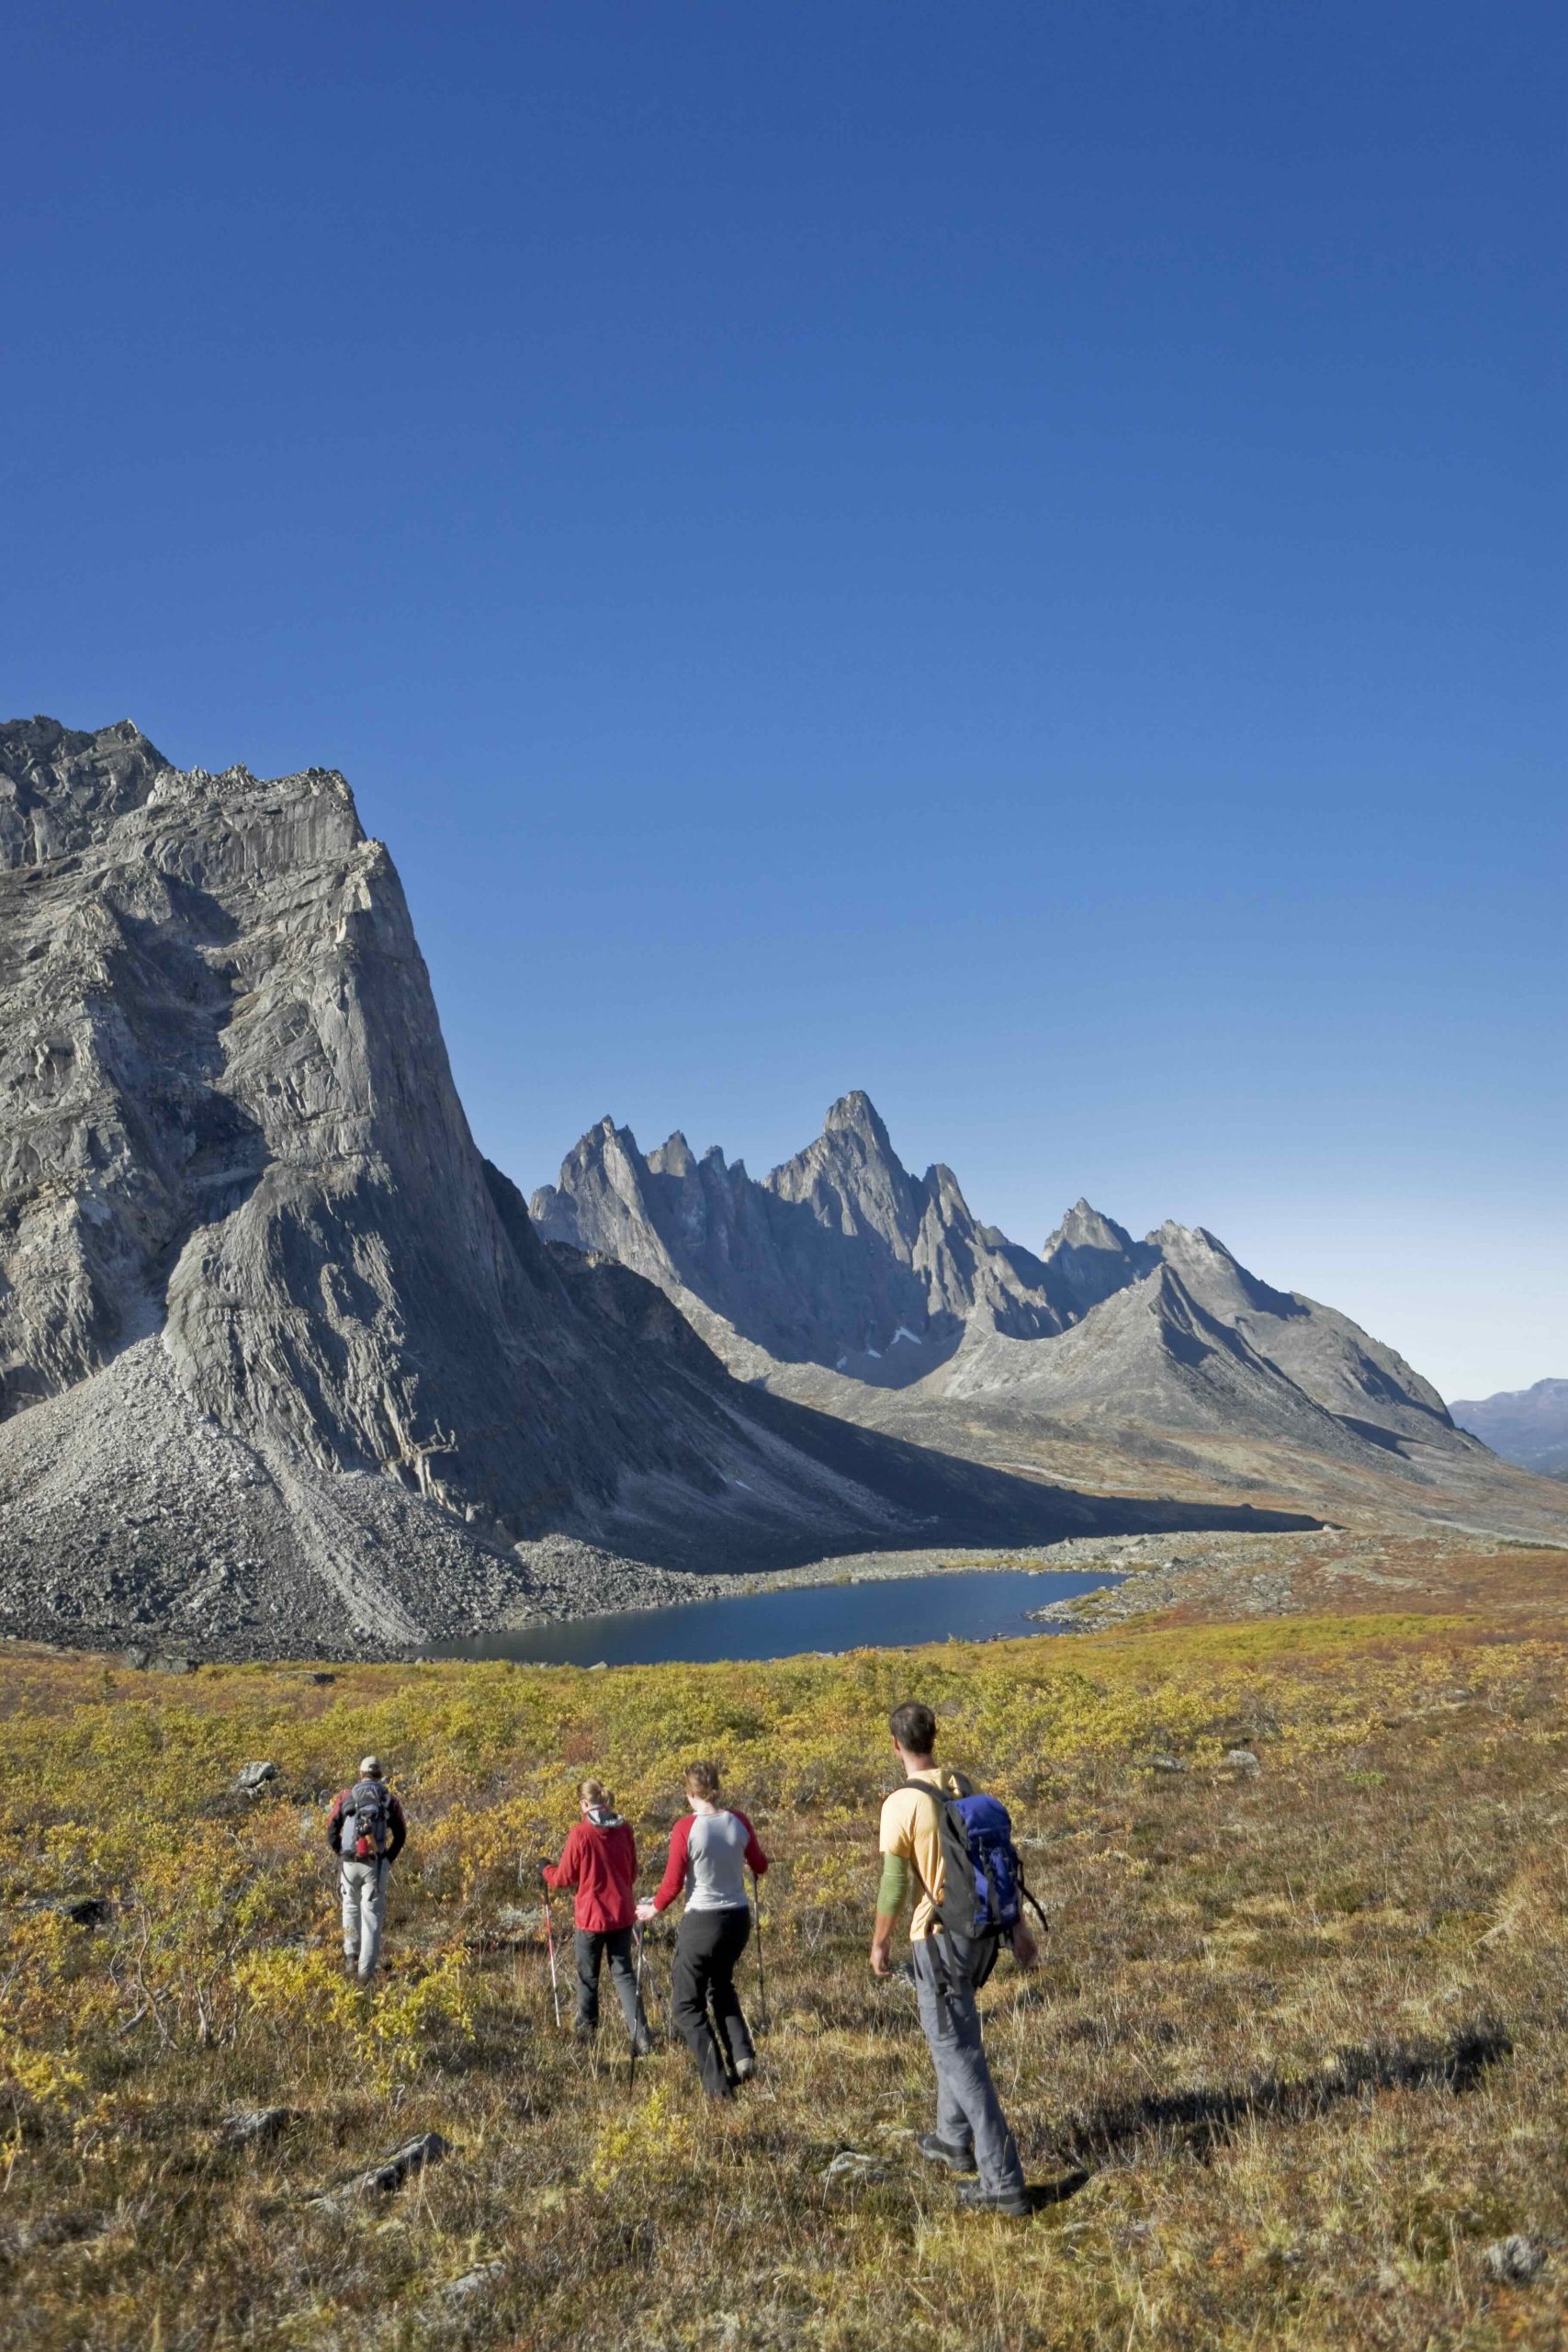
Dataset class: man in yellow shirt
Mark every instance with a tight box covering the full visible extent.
[870,1700,1033,2216]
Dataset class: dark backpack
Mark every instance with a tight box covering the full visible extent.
[903,1778,1044,1951]
[343,1778,391,1862]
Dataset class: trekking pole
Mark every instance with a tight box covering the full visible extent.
[628,1924,646,2096]
[638,1927,663,2029]
[750,1867,769,2034]
[542,1891,562,2030]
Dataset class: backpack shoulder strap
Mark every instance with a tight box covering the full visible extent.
[900,1775,959,1804]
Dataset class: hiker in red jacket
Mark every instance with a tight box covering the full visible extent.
[539,1778,651,2052]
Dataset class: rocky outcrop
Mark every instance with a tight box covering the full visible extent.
[0,720,1105,1655]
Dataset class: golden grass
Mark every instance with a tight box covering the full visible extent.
[0,1602,1564,2347]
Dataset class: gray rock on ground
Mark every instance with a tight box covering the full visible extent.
[1483,2235,1546,2283]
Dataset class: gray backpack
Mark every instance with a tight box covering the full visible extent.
[342,1777,390,1861]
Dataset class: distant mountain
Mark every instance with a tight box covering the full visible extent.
[535,1094,1455,1448]
[1450,1380,1568,1478]
[531,1091,1066,1385]
[534,1096,1568,1538]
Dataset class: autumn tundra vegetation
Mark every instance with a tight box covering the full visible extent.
[0,1557,1565,2350]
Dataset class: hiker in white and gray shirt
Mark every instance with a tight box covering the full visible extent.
[637,1759,768,2098]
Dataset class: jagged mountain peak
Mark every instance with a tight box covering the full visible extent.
[648,1130,697,1178]
[1037,1197,1156,1318]
[525,1095,1483,1479]
[534,1093,1061,1372]
[1147,1217,1303,1325]
[822,1088,890,1140]
[1145,1216,1231,1257]
[1,715,175,869]
[925,1162,973,1216]
[1044,1197,1140,1254]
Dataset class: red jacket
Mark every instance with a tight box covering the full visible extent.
[543,1811,638,1933]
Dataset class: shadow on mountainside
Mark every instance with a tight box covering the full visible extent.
[596,1374,1322,1573]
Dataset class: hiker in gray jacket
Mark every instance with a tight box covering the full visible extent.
[326,1756,408,1982]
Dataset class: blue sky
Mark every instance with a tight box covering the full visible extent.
[4,2,1562,1398]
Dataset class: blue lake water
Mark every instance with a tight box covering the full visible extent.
[426,1567,1122,1668]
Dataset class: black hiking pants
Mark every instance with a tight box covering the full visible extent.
[573,1927,648,2039]
[671,1905,752,2098]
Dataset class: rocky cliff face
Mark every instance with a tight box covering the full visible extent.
[0,720,1100,1655]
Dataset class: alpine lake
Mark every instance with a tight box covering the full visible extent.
[426,1565,1123,1668]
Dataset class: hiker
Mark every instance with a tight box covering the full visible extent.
[538,1777,652,2053]
[636,1759,767,2098]
[870,1701,1037,2216]
[326,1755,407,1983]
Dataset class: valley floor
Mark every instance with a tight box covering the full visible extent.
[0,1544,1565,2348]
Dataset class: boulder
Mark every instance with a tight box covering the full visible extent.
[220,2107,294,2147]
[361,2132,451,2196]
[1483,2236,1546,2283]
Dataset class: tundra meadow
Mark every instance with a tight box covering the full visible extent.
[1,1569,1566,2350]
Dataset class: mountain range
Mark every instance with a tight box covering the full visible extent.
[534,1098,1564,1536]
[6,719,1215,1657]
[1451,1380,1568,1479]
[2,717,1562,1659]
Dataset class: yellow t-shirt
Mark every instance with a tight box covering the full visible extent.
[878,1766,973,1940]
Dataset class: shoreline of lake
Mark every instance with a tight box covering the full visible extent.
[424,1563,1129,1668]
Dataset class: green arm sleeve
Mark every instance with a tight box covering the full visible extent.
[876,1852,910,1917]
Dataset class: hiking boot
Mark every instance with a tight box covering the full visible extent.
[732,2056,757,2083]
[917,2132,976,2175]
[957,2178,1031,2218]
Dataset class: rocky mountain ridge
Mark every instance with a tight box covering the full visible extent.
[531,1091,1066,1384]
[534,1098,1566,1540]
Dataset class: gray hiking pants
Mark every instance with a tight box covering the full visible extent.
[574,1927,648,2038]
[340,1858,388,1979]
[912,1930,1024,2195]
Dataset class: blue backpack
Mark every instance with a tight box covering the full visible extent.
[903,1779,1044,1947]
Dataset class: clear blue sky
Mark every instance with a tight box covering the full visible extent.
[5,3,1562,1399]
